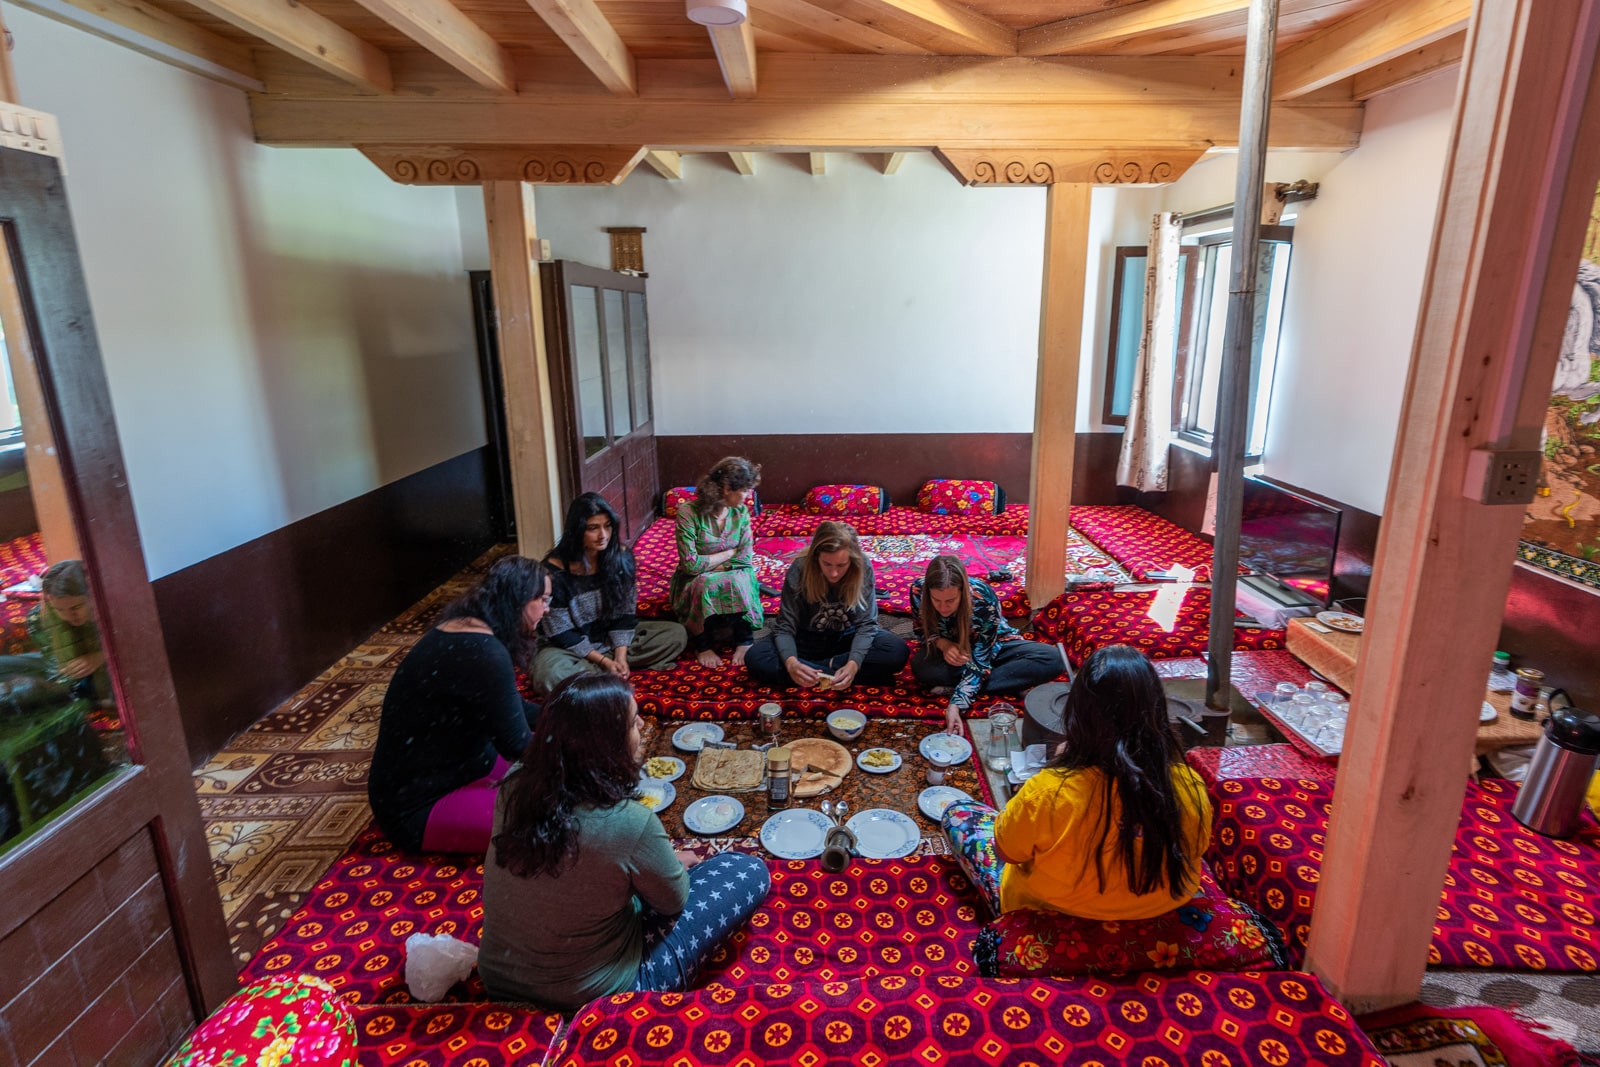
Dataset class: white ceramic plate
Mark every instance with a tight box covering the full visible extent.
[1316,611,1365,634]
[683,795,744,835]
[846,808,920,859]
[760,809,834,860]
[917,786,974,822]
[919,733,973,765]
[1481,701,1498,723]
[636,779,676,812]
[672,723,726,752]
[642,755,686,782]
[856,748,902,774]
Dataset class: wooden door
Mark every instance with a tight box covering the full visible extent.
[0,147,232,1063]
[542,262,659,542]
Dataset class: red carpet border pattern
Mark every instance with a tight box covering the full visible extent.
[1207,776,1600,972]
[550,971,1386,1067]
[1033,587,1286,667]
[352,1003,560,1067]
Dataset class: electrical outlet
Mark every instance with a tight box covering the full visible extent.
[1463,448,1543,505]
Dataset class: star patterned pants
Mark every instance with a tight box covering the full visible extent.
[635,851,771,992]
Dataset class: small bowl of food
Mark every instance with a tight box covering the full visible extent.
[827,708,867,742]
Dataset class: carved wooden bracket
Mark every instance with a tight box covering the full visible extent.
[358,145,649,185]
[0,102,64,164]
[934,147,1206,187]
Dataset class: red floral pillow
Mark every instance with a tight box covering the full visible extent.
[973,872,1287,979]
[165,974,357,1067]
[662,486,760,518]
[917,479,1001,515]
[802,484,886,515]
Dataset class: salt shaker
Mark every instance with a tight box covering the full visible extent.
[926,751,951,786]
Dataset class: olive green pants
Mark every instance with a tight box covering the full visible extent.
[528,620,689,695]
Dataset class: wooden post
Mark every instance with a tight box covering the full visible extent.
[1304,0,1600,1010]
[1026,182,1092,610]
[482,181,561,555]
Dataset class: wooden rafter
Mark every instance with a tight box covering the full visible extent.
[809,151,825,173]
[750,0,932,55]
[708,19,758,99]
[729,151,756,173]
[15,0,261,86]
[880,151,907,174]
[183,0,392,92]
[1274,0,1471,100]
[831,0,1015,56]
[643,150,683,179]
[1020,0,1246,57]
[347,0,515,94]
[524,0,636,96]
[1352,30,1465,99]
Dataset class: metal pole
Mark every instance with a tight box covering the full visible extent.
[1206,0,1280,711]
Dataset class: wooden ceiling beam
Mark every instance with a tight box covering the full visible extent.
[831,0,1016,55]
[1020,0,1247,57]
[14,0,261,87]
[643,149,683,179]
[183,0,393,93]
[749,0,932,54]
[879,151,907,174]
[348,0,515,94]
[729,151,756,174]
[524,0,637,95]
[809,151,825,173]
[1274,0,1471,100]
[708,19,758,99]
[1351,30,1465,99]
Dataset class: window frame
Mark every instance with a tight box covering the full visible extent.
[1101,246,1199,427]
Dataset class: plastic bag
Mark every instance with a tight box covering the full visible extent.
[404,932,479,1002]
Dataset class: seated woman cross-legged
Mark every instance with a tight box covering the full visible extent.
[368,556,549,854]
[480,675,770,1011]
[671,456,764,668]
[531,493,687,694]
[744,521,909,690]
[911,555,1066,736]
[942,644,1212,920]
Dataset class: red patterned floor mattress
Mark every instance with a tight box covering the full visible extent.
[1070,505,1233,582]
[0,530,45,655]
[352,1002,560,1066]
[1033,587,1285,667]
[551,971,1385,1067]
[752,504,1031,538]
[1207,776,1600,972]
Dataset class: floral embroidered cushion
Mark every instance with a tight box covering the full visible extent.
[917,479,1002,516]
[802,484,887,515]
[663,486,760,518]
[165,974,357,1067]
[973,872,1287,980]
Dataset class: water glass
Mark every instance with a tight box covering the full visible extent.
[1273,682,1300,705]
[1304,681,1331,695]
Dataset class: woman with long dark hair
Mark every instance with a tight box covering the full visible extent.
[744,521,909,690]
[480,675,769,1010]
[368,555,550,853]
[910,555,1064,735]
[670,456,764,667]
[941,644,1212,919]
[531,492,687,694]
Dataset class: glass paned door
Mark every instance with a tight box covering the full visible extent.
[570,286,607,457]
[603,289,631,438]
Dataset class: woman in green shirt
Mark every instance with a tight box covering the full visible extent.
[670,456,764,667]
[481,674,769,1010]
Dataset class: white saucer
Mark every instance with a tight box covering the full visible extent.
[636,779,676,812]
[917,786,974,822]
[643,755,686,782]
[672,723,725,752]
[919,734,973,764]
[1480,701,1498,723]
[846,809,920,859]
[1316,611,1365,634]
[856,748,902,774]
[683,795,744,835]
[760,809,834,860]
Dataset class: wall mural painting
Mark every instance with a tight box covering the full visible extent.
[1522,181,1600,591]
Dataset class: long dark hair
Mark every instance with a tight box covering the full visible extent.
[437,555,548,669]
[545,492,636,617]
[492,674,642,878]
[1046,644,1201,898]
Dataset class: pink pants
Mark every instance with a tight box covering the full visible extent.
[420,757,512,854]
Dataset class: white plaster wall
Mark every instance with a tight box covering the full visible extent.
[8,6,484,578]
[470,153,1056,435]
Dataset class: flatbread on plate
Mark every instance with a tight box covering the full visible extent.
[691,749,766,792]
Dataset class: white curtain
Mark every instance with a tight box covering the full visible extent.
[1117,212,1182,492]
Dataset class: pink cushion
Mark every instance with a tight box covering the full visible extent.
[974,871,1286,979]
[917,479,999,515]
[165,975,357,1067]
[802,484,886,515]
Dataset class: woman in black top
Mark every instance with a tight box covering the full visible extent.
[368,555,549,853]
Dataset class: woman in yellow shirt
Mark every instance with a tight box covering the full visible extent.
[942,644,1212,920]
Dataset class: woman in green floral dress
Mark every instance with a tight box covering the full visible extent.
[670,457,764,668]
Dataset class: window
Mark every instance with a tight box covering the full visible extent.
[1102,246,1196,426]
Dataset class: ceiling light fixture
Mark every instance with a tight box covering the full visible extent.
[686,0,747,26]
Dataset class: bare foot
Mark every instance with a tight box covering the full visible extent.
[697,648,725,669]
[731,644,752,666]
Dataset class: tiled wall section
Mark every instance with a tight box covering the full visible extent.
[0,828,195,1066]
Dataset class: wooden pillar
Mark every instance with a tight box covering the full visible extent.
[482,181,561,555]
[1304,0,1600,1010]
[1026,182,1092,610]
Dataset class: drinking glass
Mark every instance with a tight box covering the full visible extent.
[1273,682,1300,705]
[987,710,1019,773]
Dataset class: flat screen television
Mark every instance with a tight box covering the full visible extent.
[1238,476,1341,607]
